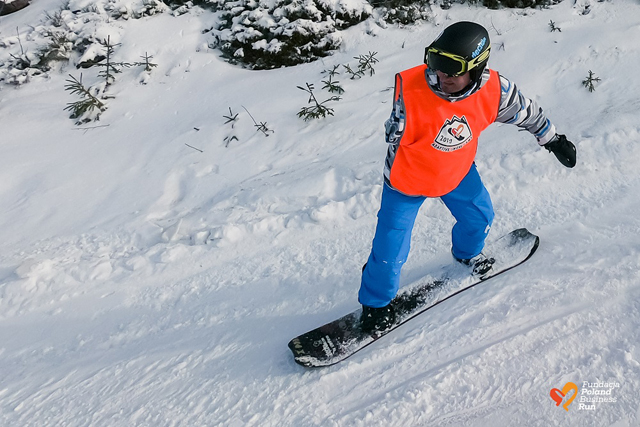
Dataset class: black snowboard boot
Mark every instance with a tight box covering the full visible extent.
[361,303,396,333]
[453,252,495,277]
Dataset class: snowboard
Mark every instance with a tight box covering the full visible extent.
[288,228,539,368]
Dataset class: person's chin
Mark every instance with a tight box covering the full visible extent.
[441,85,455,94]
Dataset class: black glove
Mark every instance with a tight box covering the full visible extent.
[544,134,576,168]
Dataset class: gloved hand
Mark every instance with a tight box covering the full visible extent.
[544,134,576,168]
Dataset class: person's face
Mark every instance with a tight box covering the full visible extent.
[436,70,472,94]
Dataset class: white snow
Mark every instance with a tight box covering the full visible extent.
[1,0,640,426]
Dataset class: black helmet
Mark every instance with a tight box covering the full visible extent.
[424,21,491,83]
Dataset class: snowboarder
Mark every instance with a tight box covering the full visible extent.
[359,21,576,333]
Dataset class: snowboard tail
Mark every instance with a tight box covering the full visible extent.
[288,228,539,368]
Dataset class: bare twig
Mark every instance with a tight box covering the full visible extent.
[16,27,25,56]
[242,106,274,136]
[224,135,238,148]
[185,143,203,153]
[72,124,111,133]
[490,19,502,36]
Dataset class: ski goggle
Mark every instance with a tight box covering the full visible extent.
[424,46,491,77]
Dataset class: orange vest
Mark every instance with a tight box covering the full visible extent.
[389,65,501,197]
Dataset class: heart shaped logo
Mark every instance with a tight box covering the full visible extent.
[550,382,578,411]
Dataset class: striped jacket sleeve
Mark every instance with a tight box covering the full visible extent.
[382,75,405,184]
[496,74,557,145]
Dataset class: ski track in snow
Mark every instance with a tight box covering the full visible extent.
[2,0,640,426]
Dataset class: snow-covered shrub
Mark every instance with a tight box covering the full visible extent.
[67,0,169,19]
[165,0,218,12]
[370,0,435,25]
[0,24,74,85]
[103,0,169,20]
[0,4,101,84]
[481,0,561,8]
[371,0,561,25]
[0,1,168,85]
[209,0,372,70]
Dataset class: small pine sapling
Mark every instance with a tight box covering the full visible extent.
[582,70,601,92]
[223,107,239,147]
[321,74,344,95]
[64,74,107,124]
[355,51,379,76]
[322,65,341,77]
[97,38,157,87]
[138,52,158,84]
[97,36,122,87]
[297,83,341,121]
[96,37,160,87]
[342,63,364,80]
[549,20,561,32]
[140,52,158,72]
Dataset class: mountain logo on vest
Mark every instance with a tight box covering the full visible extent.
[432,115,473,152]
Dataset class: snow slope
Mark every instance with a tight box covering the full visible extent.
[1,1,640,426]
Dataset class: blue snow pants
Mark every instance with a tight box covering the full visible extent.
[358,163,494,308]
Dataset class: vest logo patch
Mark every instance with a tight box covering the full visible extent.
[432,115,473,152]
